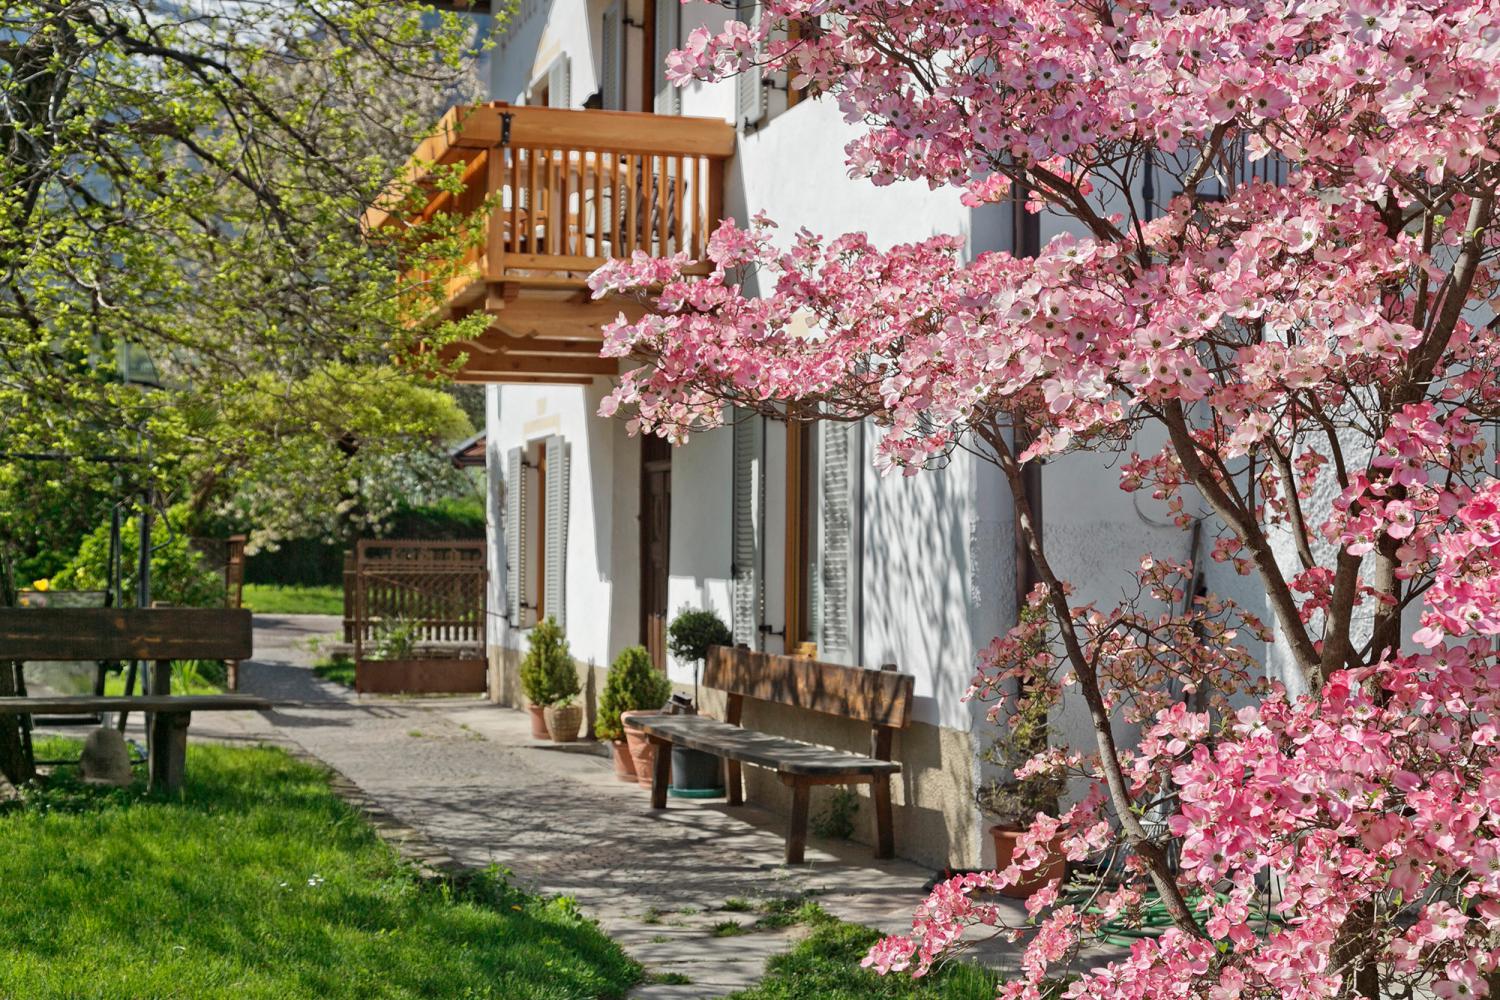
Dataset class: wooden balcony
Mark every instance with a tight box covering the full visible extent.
[369,103,735,383]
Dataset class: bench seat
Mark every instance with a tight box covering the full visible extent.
[0,695,270,715]
[638,715,900,777]
[638,646,915,865]
[0,694,269,794]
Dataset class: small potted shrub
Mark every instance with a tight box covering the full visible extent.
[544,693,583,743]
[519,616,577,740]
[665,607,734,796]
[978,605,1067,898]
[596,645,672,787]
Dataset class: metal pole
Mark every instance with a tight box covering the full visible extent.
[117,489,153,733]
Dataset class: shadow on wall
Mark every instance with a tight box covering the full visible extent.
[862,449,984,729]
[739,699,981,869]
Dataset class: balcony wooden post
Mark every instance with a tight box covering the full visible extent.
[486,146,507,281]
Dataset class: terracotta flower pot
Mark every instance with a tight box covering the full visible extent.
[526,704,549,740]
[610,739,638,782]
[544,703,583,743]
[989,825,1067,899]
[621,710,665,789]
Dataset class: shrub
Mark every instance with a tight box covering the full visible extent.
[975,605,1064,828]
[518,616,578,707]
[50,503,224,608]
[595,645,672,741]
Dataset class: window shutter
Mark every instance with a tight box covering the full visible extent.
[731,409,764,648]
[601,3,623,111]
[544,434,570,632]
[654,0,680,115]
[506,447,527,625]
[734,4,767,128]
[547,56,572,108]
[816,420,862,664]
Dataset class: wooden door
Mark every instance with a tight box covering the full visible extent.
[641,436,672,669]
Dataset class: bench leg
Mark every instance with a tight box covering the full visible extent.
[872,775,895,860]
[649,738,671,810]
[148,711,191,795]
[786,780,810,865]
[725,759,743,806]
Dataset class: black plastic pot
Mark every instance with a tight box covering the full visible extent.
[669,746,725,797]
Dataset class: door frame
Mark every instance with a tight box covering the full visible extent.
[640,435,672,669]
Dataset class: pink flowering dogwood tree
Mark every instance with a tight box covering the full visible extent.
[590,1,1500,997]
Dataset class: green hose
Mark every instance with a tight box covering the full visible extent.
[1060,886,1287,948]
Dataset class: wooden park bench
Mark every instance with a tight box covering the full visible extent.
[0,608,269,793]
[638,646,915,864]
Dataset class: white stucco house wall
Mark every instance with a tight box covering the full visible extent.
[417,0,1281,871]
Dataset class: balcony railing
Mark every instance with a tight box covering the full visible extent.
[370,103,736,318]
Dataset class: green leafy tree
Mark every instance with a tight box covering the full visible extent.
[595,646,673,742]
[0,2,493,598]
[666,607,732,708]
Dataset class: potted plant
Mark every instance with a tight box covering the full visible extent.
[977,606,1067,898]
[665,607,734,796]
[544,694,583,743]
[519,616,577,740]
[596,645,672,787]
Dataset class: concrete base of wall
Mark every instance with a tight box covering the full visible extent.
[487,646,981,869]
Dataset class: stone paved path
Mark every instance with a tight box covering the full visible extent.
[163,615,1036,997]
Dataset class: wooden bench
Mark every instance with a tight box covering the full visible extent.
[0,608,266,793]
[638,646,915,864]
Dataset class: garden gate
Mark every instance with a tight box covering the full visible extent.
[348,539,487,694]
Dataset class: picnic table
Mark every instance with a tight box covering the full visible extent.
[0,608,269,792]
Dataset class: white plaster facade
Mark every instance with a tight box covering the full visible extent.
[469,0,1280,869]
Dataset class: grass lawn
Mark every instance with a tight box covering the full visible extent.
[313,654,356,688]
[241,583,344,616]
[102,659,224,696]
[0,738,641,1000]
[725,910,998,1000]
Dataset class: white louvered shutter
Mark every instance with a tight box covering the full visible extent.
[506,447,527,625]
[816,420,862,664]
[654,0,680,115]
[601,3,623,110]
[731,409,765,648]
[544,434,570,632]
[734,4,767,128]
[547,56,572,108]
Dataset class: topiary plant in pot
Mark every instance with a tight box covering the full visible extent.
[519,616,578,740]
[976,604,1067,898]
[665,607,734,795]
[596,645,672,787]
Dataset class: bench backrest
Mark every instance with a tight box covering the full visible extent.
[704,646,915,729]
[0,608,253,662]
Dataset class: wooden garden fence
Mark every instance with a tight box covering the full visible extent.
[347,539,487,694]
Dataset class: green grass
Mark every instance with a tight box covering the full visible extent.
[0,738,641,1000]
[725,913,997,1000]
[104,659,225,696]
[313,654,356,688]
[241,583,344,616]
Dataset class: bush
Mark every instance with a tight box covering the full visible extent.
[595,645,673,741]
[518,616,578,707]
[666,607,733,664]
[50,504,225,608]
